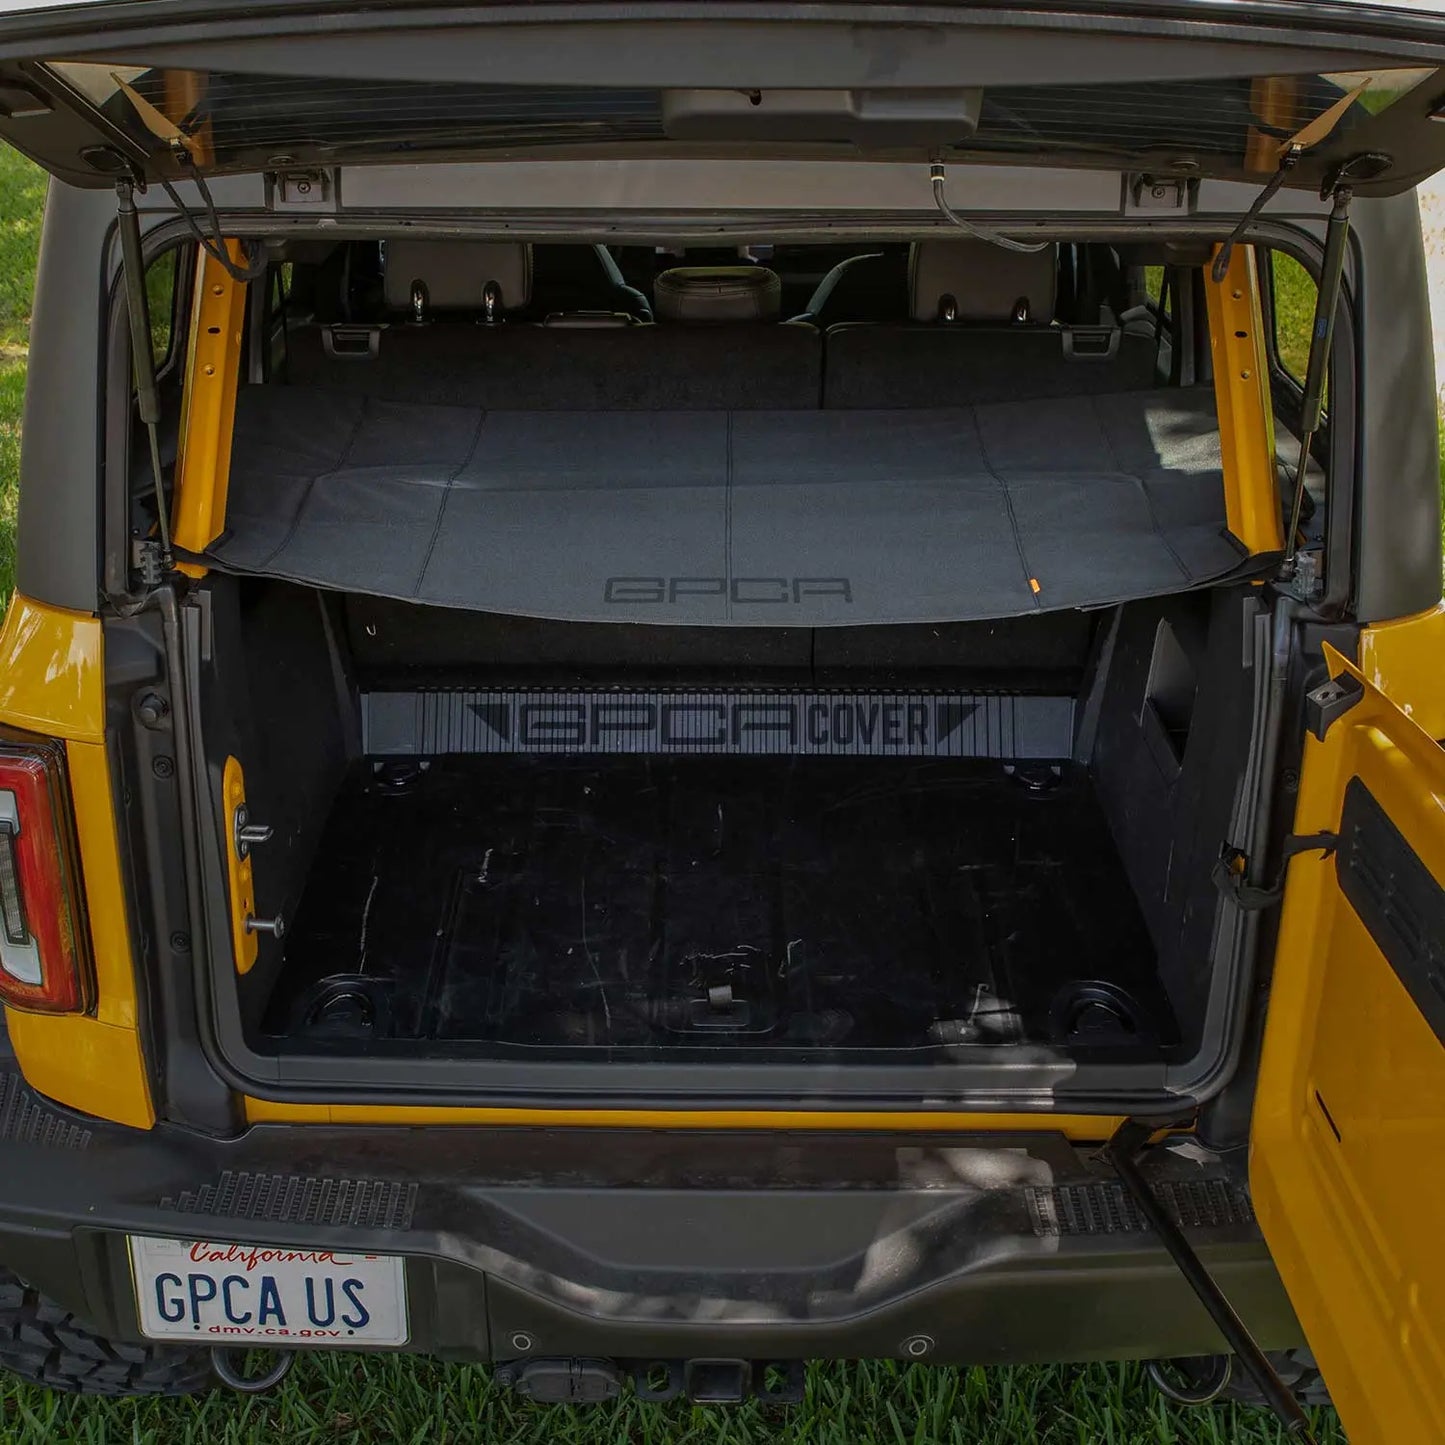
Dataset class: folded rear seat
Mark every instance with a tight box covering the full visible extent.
[284,243,821,409]
[824,240,1161,409]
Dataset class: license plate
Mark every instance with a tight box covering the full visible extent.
[128,1236,408,1346]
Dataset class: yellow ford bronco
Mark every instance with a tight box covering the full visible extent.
[0,2,1439,1438]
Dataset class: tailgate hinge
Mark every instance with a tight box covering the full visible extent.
[131,537,167,589]
[1103,1120,1320,1442]
[1213,832,1339,912]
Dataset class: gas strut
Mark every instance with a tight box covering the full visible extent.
[1103,1119,1319,1443]
[1283,180,1353,568]
[115,175,173,573]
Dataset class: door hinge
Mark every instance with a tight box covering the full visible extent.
[1213,832,1339,912]
[1304,670,1365,742]
[131,537,168,589]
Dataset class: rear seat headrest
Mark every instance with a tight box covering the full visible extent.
[909,241,1057,324]
[382,240,533,312]
[654,266,782,323]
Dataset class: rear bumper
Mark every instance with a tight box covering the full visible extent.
[0,1069,1302,1367]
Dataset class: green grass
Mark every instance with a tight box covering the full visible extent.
[0,1355,1346,1444]
[0,142,37,608]
[0,144,43,352]
[0,144,1434,1444]
[1269,254,1317,387]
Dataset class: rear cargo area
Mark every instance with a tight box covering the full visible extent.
[267,752,1173,1057]
[184,235,1277,1101]
[195,579,1261,1097]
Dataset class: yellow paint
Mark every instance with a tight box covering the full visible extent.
[1205,245,1285,556]
[223,757,258,973]
[1357,601,1445,741]
[66,742,141,1030]
[244,1096,1124,1138]
[1252,646,1445,1445]
[0,596,154,1128]
[6,1012,154,1129]
[1246,77,1300,174]
[0,596,104,742]
[172,243,247,578]
[163,70,212,170]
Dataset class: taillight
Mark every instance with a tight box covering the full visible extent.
[0,730,91,1013]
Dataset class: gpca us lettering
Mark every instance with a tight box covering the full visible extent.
[151,1270,372,1333]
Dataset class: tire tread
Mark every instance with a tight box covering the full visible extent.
[0,1266,210,1397]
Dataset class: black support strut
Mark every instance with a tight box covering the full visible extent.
[1284,182,1353,566]
[115,175,173,569]
[1103,1119,1319,1442]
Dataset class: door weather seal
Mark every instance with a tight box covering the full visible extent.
[1103,1120,1320,1443]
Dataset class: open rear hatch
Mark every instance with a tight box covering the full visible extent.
[5,7,1445,1436]
[1,1,1445,195]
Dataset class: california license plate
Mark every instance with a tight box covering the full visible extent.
[128,1236,408,1346]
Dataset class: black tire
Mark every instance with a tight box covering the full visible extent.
[1222,1348,1332,1410]
[0,1267,212,1397]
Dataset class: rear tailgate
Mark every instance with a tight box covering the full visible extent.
[0,2,1442,194]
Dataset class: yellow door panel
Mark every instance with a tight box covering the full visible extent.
[1357,601,1445,740]
[1252,645,1445,1445]
[221,757,259,974]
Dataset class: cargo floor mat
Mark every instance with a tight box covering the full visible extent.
[264,754,1177,1060]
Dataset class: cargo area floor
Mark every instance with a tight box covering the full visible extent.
[263,756,1178,1060]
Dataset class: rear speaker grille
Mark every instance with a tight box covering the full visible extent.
[1028,1178,1252,1237]
[161,1170,417,1231]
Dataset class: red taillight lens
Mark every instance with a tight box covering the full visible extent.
[0,731,91,1013]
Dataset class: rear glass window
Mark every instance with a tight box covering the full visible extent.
[45,62,1437,175]
[974,70,1431,165]
[49,67,664,163]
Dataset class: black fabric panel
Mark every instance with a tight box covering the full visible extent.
[210,385,1239,627]
[1088,588,1261,1059]
[812,613,1097,681]
[824,325,1160,408]
[344,594,1096,688]
[346,597,814,682]
[285,322,822,410]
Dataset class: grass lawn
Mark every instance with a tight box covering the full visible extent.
[0,144,1434,1443]
[1,1352,1347,1445]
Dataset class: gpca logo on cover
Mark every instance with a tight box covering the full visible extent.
[128,1237,409,1345]
[360,689,1078,761]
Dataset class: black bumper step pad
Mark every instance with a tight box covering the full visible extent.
[161,1170,419,1231]
[1028,1177,1254,1237]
